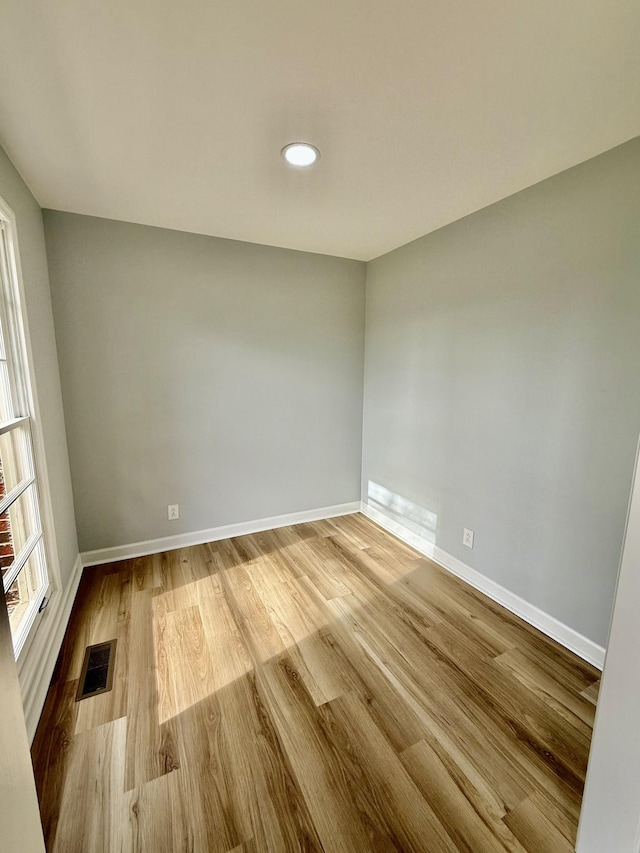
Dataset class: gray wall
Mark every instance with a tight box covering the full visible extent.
[45,212,365,553]
[363,137,640,647]
[0,146,78,587]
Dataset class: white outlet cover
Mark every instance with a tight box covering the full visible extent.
[168,504,179,520]
[463,528,474,548]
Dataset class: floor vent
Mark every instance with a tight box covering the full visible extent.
[76,639,117,701]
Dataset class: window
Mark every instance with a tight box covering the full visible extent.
[0,209,51,657]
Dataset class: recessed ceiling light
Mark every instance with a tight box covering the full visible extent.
[281,142,320,168]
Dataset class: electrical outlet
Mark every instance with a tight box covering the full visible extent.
[168,504,179,521]
[463,527,474,548]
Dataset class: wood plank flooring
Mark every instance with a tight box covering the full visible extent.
[32,514,600,852]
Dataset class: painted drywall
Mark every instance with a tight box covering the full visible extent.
[44,212,365,552]
[0,145,78,588]
[363,136,640,647]
[577,436,640,851]
[0,590,45,852]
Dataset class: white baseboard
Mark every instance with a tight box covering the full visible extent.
[81,501,362,567]
[361,502,606,670]
[18,553,84,743]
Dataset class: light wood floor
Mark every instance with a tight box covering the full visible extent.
[32,513,600,852]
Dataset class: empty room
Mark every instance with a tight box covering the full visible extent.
[1,2,640,851]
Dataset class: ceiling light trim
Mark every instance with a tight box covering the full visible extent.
[281,142,320,168]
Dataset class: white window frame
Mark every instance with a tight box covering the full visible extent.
[0,193,61,661]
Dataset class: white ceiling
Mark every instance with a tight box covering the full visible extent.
[0,1,639,261]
